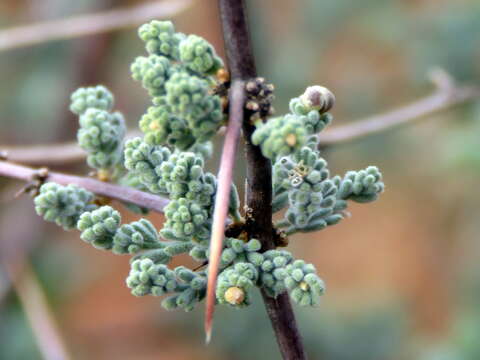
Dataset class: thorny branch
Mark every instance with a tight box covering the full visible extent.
[216,1,307,359]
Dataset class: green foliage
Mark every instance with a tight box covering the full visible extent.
[219,238,264,268]
[259,250,293,297]
[160,198,211,242]
[131,55,172,97]
[138,20,185,60]
[139,100,195,150]
[252,115,308,160]
[285,176,342,233]
[124,137,171,194]
[77,108,125,169]
[112,218,161,254]
[134,20,224,150]
[162,267,207,311]
[71,85,126,171]
[164,71,223,142]
[253,86,335,161]
[77,206,121,250]
[289,98,333,134]
[272,126,384,234]
[34,183,97,230]
[159,150,215,205]
[126,258,178,296]
[273,140,330,212]
[284,259,325,306]
[70,85,113,115]
[334,166,384,203]
[179,34,224,75]
[191,237,264,267]
[216,262,259,307]
[33,20,384,318]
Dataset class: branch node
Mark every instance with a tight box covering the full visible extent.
[14,166,49,198]
[429,67,456,94]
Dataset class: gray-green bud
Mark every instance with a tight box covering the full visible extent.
[178,34,223,75]
[77,206,121,250]
[70,85,114,116]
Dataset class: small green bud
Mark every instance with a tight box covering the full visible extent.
[178,34,223,75]
[161,198,211,242]
[77,206,121,250]
[70,85,113,115]
[252,114,307,161]
[124,138,171,194]
[284,259,325,306]
[126,259,178,296]
[216,263,258,307]
[165,71,223,142]
[112,218,160,254]
[259,250,293,297]
[131,55,172,97]
[138,20,185,60]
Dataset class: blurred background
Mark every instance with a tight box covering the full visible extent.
[1,0,480,359]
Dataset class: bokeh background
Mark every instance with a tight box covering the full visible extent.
[1,0,480,359]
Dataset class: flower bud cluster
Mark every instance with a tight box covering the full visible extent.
[71,86,126,170]
[34,183,97,230]
[133,21,224,151]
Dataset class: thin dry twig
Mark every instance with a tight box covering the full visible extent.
[205,80,245,343]
[321,70,480,146]
[0,0,192,52]
[1,130,141,166]
[6,262,72,360]
[0,160,169,213]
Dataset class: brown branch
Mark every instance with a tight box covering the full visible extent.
[218,1,307,359]
[0,0,192,52]
[321,74,480,146]
[0,160,169,213]
[205,80,245,342]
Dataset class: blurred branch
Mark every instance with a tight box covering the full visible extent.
[0,160,169,213]
[0,0,192,52]
[2,140,87,166]
[1,130,141,166]
[6,262,72,360]
[321,70,480,146]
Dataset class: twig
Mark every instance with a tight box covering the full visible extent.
[1,139,87,166]
[0,0,192,52]
[0,160,169,213]
[6,262,72,360]
[205,80,245,342]
[218,1,307,359]
[1,130,141,166]
[321,71,480,146]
